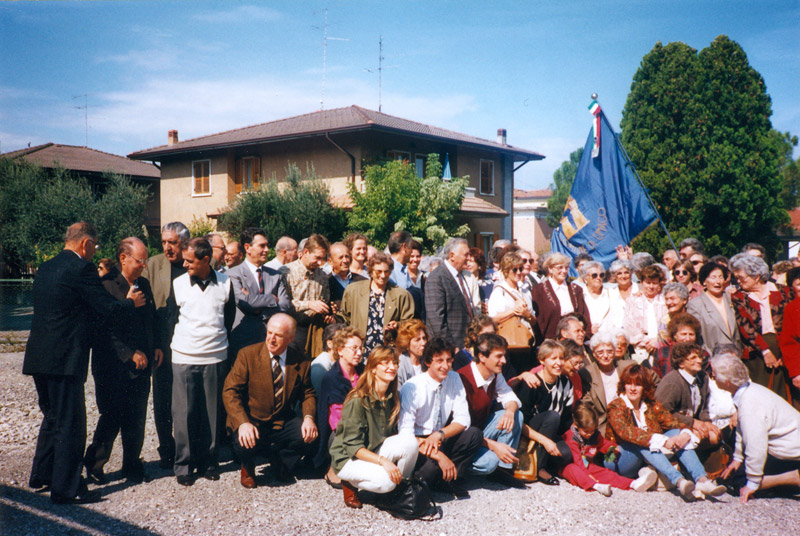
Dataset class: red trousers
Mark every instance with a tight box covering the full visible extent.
[560,461,633,491]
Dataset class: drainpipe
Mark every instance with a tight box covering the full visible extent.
[325,133,356,184]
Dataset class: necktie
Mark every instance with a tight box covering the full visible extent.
[457,274,474,319]
[272,355,284,412]
[432,383,443,431]
[690,379,700,414]
[256,267,264,294]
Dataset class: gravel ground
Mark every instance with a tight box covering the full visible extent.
[1,350,798,535]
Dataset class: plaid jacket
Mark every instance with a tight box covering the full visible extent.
[730,285,793,356]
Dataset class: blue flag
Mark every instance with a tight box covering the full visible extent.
[550,106,657,275]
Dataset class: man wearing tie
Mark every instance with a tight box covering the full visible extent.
[223,313,318,488]
[226,227,293,356]
[424,238,475,349]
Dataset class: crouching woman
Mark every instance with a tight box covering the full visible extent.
[329,346,419,508]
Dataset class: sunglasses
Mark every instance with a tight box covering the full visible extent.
[674,270,690,276]
[521,259,533,264]
[511,267,523,273]
[589,272,605,279]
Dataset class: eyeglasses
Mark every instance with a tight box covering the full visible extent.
[128,256,147,266]
[674,270,690,276]
[342,345,363,354]
[511,267,523,273]
[589,272,605,279]
[521,259,533,264]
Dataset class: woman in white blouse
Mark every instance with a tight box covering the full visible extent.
[580,261,618,334]
[488,251,534,331]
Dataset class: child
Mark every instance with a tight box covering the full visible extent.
[560,403,658,496]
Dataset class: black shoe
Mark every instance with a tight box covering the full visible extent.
[448,479,470,499]
[51,489,102,505]
[29,477,50,489]
[271,461,294,483]
[538,474,560,486]
[122,467,148,483]
[176,474,194,487]
[159,457,174,470]
[488,468,528,489]
[199,466,220,481]
[85,467,106,486]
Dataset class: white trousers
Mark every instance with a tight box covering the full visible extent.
[336,434,419,493]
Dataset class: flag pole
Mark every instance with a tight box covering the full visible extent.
[596,97,678,253]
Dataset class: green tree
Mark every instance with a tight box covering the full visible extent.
[621,36,789,257]
[0,158,150,267]
[347,154,468,251]
[776,131,800,210]
[217,163,347,246]
[546,147,583,227]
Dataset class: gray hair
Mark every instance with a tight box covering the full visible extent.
[653,263,670,281]
[662,282,689,301]
[589,330,617,351]
[579,260,605,279]
[543,252,570,271]
[608,259,632,275]
[275,236,297,253]
[730,252,770,283]
[419,256,442,273]
[612,327,629,344]
[680,237,705,255]
[631,252,655,273]
[442,238,468,259]
[710,352,749,388]
[161,221,190,242]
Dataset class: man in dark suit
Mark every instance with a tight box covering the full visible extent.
[23,222,146,504]
[142,221,189,468]
[84,237,160,485]
[226,227,293,355]
[223,313,318,489]
[424,238,474,349]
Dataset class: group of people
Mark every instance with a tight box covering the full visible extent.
[22,222,800,512]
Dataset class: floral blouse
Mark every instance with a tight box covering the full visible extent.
[605,396,687,448]
[364,289,386,354]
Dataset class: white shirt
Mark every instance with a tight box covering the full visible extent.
[548,277,574,316]
[584,286,613,331]
[399,370,471,435]
[265,257,289,274]
[243,258,263,280]
[601,369,620,407]
[469,362,520,409]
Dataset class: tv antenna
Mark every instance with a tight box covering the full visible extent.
[313,8,348,110]
[364,36,396,112]
[72,94,90,147]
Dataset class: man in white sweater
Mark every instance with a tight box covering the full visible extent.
[713,352,800,503]
[171,237,236,486]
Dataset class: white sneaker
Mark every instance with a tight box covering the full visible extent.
[631,467,658,492]
[696,479,727,497]
[593,483,612,496]
[677,477,695,499]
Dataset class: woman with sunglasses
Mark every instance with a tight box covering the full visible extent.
[316,327,365,488]
[672,260,703,300]
[488,251,536,373]
[580,261,619,334]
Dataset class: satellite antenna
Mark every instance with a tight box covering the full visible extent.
[72,94,90,146]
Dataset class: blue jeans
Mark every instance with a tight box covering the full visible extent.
[603,442,643,478]
[622,428,707,485]
[471,409,523,475]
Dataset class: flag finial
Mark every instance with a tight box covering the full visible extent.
[591,93,598,100]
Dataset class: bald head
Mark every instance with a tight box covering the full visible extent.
[329,242,351,277]
[225,241,243,268]
[266,313,297,356]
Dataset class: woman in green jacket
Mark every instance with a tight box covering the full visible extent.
[329,346,419,508]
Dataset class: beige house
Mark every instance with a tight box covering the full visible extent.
[513,188,553,254]
[129,106,544,250]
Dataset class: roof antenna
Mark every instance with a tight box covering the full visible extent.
[364,36,396,113]
[72,94,90,146]
[313,8,348,111]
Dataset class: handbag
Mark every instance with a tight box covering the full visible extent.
[495,287,534,349]
[360,477,440,520]
[512,435,538,482]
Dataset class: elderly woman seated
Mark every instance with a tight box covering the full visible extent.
[655,343,721,447]
[606,363,727,499]
[653,312,706,378]
[714,352,800,503]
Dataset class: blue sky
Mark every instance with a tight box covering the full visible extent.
[1,1,798,190]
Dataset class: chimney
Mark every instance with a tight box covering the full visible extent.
[168,130,179,146]
[497,128,507,145]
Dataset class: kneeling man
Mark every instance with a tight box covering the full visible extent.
[223,313,318,488]
[458,333,525,488]
[399,337,482,498]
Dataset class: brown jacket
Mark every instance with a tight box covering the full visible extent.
[223,342,316,431]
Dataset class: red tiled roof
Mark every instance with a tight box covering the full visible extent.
[329,192,506,216]
[790,208,800,232]
[513,188,551,199]
[3,143,159,179]
[129,105,544,162]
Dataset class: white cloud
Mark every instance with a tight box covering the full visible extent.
[191,5,281,23]
[97,48,180,71]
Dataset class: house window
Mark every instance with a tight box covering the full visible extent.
[387,150,411,163]
[480,160,494,195]
[193,160,210,195]
[480,233,495,257]
[415,155,425,178]
[235,156,260,194]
